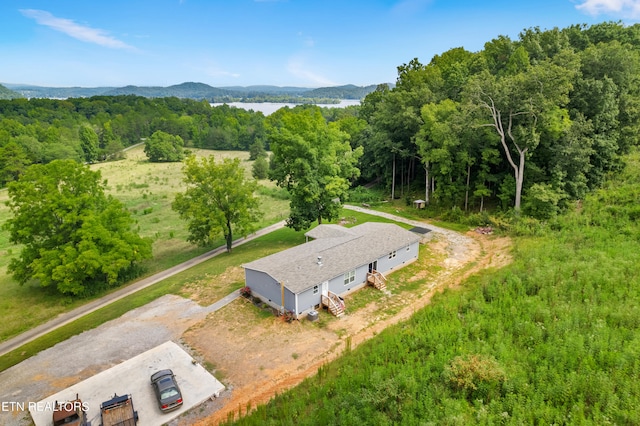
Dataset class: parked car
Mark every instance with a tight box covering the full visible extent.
[150,369,183,412]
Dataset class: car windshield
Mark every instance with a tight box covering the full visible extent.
[161,387,179,399]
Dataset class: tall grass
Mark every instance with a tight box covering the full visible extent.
[223,152,640,424]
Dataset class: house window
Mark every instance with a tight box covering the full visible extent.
[344,270,356,285]
[389,250,397,259]
[313,285,319,294]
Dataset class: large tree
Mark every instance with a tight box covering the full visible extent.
[79,125,99,163]
[3,160,152,295]
[144,130,185,162]
[267,106,362,230]
[465,43,575,211]
[172,155,262,252]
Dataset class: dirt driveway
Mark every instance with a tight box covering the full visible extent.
[0,212,511,426]
[179,225,512,425]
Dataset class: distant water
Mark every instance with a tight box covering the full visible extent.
[210,99,360,115]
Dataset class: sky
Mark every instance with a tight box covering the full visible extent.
[1,0,639,88]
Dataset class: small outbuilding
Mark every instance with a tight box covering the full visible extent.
[413,199,426,209]
[242,222,422,319]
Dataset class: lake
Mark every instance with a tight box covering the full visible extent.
[210,99,361,115]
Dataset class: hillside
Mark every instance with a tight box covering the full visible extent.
[0,84,21,99]
[304,84,380,99]
[2,82,379,101]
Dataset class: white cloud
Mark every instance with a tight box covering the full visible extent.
[20,9,135,50]
[575,0,640,18]
[287,57,336,87]
[297,32,315,48]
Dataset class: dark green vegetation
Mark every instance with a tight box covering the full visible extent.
[1,20,639,423]
[3,82,378,102]
[0,95,269,187]
[0,146,290,347]
[266,106,363,230]
[144,130,185,162]
[173,155,262,252]
[0,84,20,100]
[223,150,640,425]
[3,160,152,296]
[358,21,640,216]
[4,21,639,218]
[0,224,305,372]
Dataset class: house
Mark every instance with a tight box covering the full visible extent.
[242,222,422,319]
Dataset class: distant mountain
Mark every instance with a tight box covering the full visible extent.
[1,82,381,101]
[304,84,380,100]
[103,82,237,99]
[0,84,23,99]
[221,85,311,95]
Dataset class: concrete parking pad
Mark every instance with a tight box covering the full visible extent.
[30,341,224,426]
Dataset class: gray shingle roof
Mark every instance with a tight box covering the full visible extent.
[243,222,421,293]
[304,224,355,239]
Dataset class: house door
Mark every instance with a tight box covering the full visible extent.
[368,260,377,273]
[321,281,329,297]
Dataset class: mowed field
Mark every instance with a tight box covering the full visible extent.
[0,146,289,343]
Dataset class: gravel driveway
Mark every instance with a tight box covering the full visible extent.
[0,294,226,426]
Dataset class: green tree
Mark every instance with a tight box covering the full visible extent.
[252,156,269,180]
[465,50,574,211]
[2,160,152,295]
[172,155,262,252]
[0,141,32,186]
[249,139,267,160]
[79,125,99,163]
[99,121,125,160]
[267,106,363,230]
[144,130,185,162]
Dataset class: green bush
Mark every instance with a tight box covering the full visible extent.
[348,186,385,204]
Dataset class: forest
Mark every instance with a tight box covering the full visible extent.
[2,21,640,222]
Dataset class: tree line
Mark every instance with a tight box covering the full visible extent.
[358,21,640,217]
[0,95,268,186]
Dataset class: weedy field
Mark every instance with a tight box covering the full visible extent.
[0,146,289,342]
[221,151,640,425]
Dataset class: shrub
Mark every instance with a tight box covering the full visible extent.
[444,354,507,402]
[252,156,269,180]
[240,286,252,298]
[348,186,384,204]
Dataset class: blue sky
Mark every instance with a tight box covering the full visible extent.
[1,0,639,88]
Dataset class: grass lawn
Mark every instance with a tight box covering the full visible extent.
[0,146,289,343]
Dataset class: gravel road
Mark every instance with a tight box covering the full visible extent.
[0,294,227,426]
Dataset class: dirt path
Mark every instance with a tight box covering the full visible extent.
[0,210,510,426]
[179,212,512,425]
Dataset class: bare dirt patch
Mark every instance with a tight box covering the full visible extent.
[176,229,512,425]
